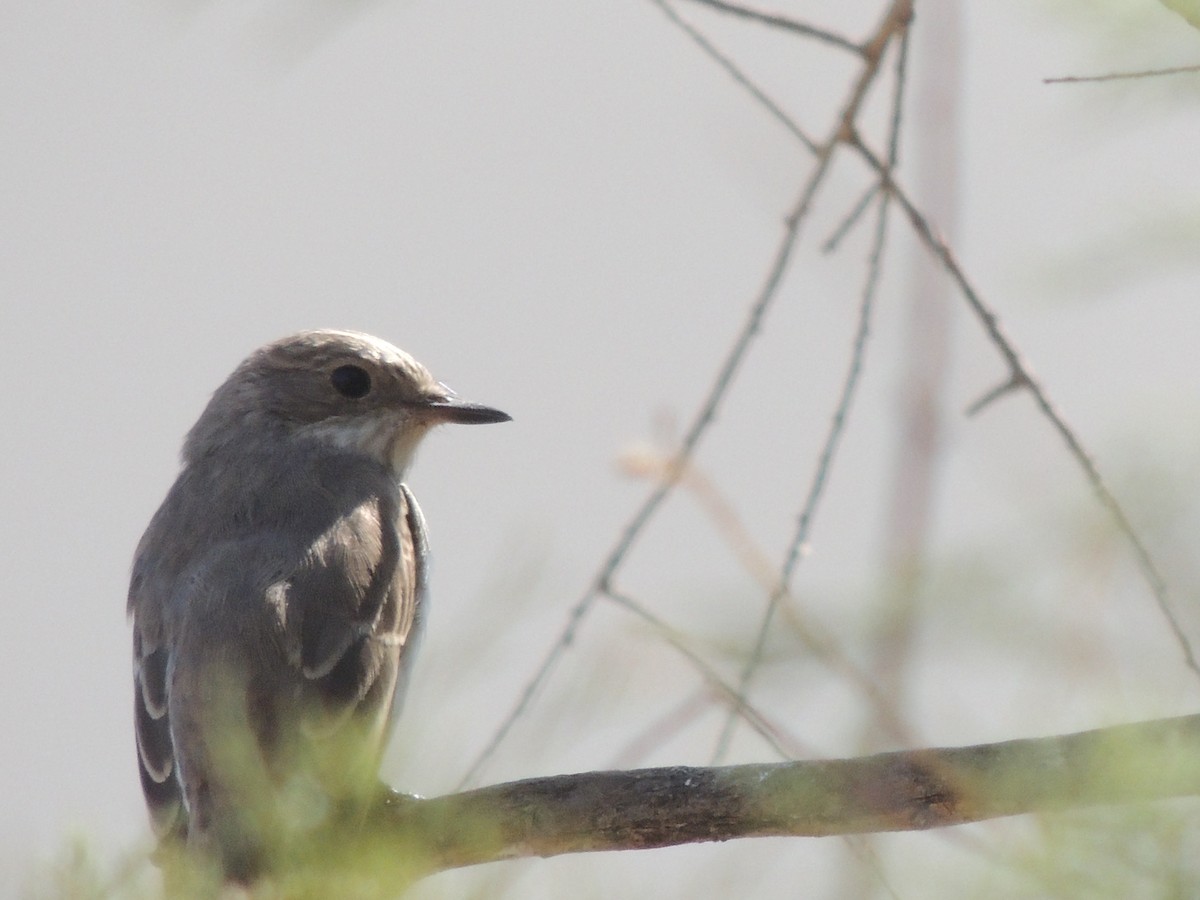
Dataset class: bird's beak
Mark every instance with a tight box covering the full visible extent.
[422,396,512,425]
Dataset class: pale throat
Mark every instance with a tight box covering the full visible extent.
[298,414,434,478]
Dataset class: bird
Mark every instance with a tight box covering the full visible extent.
[128,329,509,882]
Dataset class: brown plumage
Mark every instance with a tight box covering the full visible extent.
[128,330,508,880]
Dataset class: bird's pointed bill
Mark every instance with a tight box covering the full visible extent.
[424,398,511,425]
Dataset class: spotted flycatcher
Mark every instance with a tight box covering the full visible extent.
[128,329,509,880]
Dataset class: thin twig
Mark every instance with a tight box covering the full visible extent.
[821,183,880,253]
[619,450,916,746]
[1045,64,1200,84]
[603,588,803,758]
[849,135,1200,682]
[458,47,830,786]
[964,373,1027,417]
[712,8,910,763]
[713,188,894,763]
[458,0,910,784]
[885,23,910,167]
[679,0,863,56]
[651,0,818,153]
[460,1,917,789]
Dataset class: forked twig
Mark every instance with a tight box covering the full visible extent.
[848,134,1200,680]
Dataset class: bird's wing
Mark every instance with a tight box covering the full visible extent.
[129,483,427,835]
[391,485,429,718]
[132,624,185,840]
[280,485,426,747]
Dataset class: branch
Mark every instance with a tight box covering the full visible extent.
[845,134,1200,682]
[677,0,862,56]
[378,714,1200,879]
[1045,64,1200,84]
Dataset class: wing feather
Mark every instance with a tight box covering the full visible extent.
[131,640,184,837]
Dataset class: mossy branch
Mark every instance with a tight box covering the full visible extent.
[373,714,1200,880]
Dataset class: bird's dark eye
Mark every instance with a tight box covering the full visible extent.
[330,364,372,399]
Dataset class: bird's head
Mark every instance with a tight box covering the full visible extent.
[183,329,510,475]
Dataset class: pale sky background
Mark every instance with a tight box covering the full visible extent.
[4,1,1200,897]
